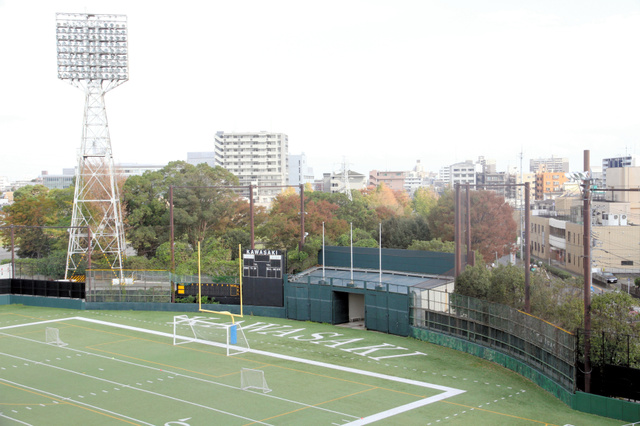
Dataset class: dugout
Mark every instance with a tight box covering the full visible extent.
[285,247,454,336]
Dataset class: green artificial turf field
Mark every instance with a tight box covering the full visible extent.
[0,305,623,425]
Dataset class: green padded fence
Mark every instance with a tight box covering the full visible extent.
[410,326,574,406]
[6,295,84,310]
[321,246,454,275]
[572,391,640,423]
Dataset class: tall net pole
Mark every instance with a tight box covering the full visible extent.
[56,13,128,281]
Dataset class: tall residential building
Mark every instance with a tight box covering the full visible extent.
[214,131,289,205]
[289,153,315,188]
[529,157,569,173]
[187,152,215,167]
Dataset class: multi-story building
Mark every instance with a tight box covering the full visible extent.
[369,170,407,191]
[476,156,497,174]
[289,153,315,188]
[534,167,568,200]
[41,169,75,189]
[529,157,569,173]
[214,131,289,206]
[602,155,634,187]
[187,152,215,167]
[438,166,451,183]
[322,170,367,195]
[449,161,479,186]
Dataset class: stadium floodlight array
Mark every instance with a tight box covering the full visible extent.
[56,13,128,91]
[56,13,128,281]
[172,315,250,357]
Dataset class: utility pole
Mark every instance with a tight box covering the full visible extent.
[583,150,592,393]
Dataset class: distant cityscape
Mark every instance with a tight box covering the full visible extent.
[2,130,640,277]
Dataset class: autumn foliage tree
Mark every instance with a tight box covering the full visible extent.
[428,189,516,262]
[258,192,348,251]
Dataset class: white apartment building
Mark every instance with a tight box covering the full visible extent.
[450,161,479,186]
[289,153,315,188]
[214,131,289,206]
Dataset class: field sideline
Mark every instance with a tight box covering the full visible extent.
[0,305,623,425]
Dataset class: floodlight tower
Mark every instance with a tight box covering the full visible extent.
[56,13,128,281]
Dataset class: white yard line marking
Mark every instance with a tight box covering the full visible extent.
[1,316,465,424]
[0,377,155,426]
[0,351,275,426]
[0,412,33,426]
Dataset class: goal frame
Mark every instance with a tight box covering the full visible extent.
[46,327,68,347]
[172,315,250,356]
[241,367,271,393]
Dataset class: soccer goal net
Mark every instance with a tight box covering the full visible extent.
[172,315,250,356]
[46,327,68,347]
[241,368,271,393]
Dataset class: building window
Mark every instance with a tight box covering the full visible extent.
[622,260,634,266]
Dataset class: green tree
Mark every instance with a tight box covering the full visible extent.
[0,185,72,258]
[487,264,524,307]
[381,215,430,249]
[412,186,439,217]
[307,191,378,233]
[408,238,455,252]
[590,292,640,366]
[123,161,240,258]
[455,263,491,299]
[426,188,455,242]
[336,227,377,247]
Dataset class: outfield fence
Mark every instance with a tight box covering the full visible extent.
[86,269,172,303]
[410,289,576,395]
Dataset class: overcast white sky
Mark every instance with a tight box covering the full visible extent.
[1,0,639,182]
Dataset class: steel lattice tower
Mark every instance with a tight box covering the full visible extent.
[56,13,128,280]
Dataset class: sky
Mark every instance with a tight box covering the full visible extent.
[1,0,640,182]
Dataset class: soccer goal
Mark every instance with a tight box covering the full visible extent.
[241,368,271,393]
[172,315,250,356]
[46,327,68,347]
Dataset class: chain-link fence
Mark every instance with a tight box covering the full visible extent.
[411,289,576,392]
[86,269,172,303]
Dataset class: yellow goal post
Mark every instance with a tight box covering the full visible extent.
[197,243,243,323]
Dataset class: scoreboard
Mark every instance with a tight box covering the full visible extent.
[242,249,285,306]
[243,249,283,278]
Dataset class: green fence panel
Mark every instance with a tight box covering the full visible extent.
[572,391,640,422]
[10,295,85,310]
[388,292,409,336]
[321,246,454,275]
[410,326,574,406]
